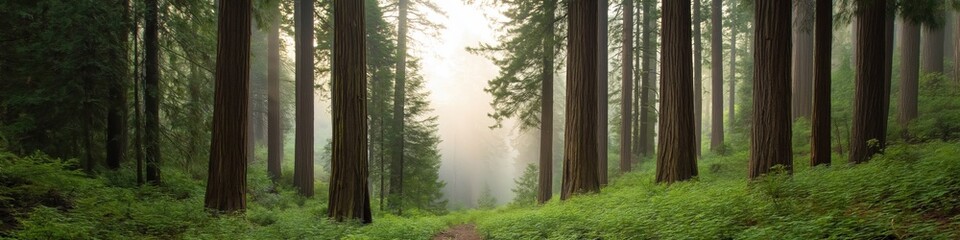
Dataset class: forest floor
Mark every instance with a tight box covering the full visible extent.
[2,141,960,239]
[432,224,482,240]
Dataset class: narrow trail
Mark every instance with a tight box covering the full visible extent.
[433,224,482,240]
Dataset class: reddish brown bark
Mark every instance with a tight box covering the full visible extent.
[749,0,793,179]
[204,0,252,213]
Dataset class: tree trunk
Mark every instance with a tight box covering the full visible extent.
[560,0,600,200]
[390,0,409,213]
[729,16,737,129]
[107,0,130,171]
[899,19,920,129]
[204,0,251,213]
[133,11,144,185]
[956,14,960,85]
[597,0,609,185]
[638,0,654,157]
[656,0,698,183]
[693,0,703,158]
[849,0,887,164]
[922,24,945,75]
[792,0,814,120]
[144,0,161,184]
[247,22,257,165]
[538,0,556,205]
[267,3,282,180]
[631,0,641,162]
[294,0,315,196]
[328,0,372,223]
[620,0,634,173]
[710,0,724,151]
[810,0,832,167]
[749,0,793,179]
[880,10,894,151]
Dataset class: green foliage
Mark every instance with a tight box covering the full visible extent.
[468,0,564,130]
[905,74,960,142]
[475,142,960,239]
[510,164,538,206]
[477,184,497,210]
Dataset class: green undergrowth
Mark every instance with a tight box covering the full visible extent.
[2,141,960,239]
[476,142,960,239]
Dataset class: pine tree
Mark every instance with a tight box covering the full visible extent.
[144,0,161,184]
[468,0,561,204]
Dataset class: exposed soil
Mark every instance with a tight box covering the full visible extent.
[433,224,482,240]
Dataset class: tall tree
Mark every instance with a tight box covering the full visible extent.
[710,0,724,151]
[900,18,921,129]
[793,0,814,120]
[922,22,945,75]
[561,0,600,200]
[597,0,609,186]
[638,0,656,157]
[107,0,131,170]
[657,0,698,183]
[294,0,315,196]
[468,0,559,204]
[632,1,641,160]
[749,0,792,178]
[728,1,737,129]
[328,0,373,223]
[620,0,634,172]
[693,0,703,157]
[144,0,161,184]
[204,0,251,213]
[538,0,557,204]
[389,0,410,213]
[267,1,282,180]
[810,0,832,167]
[849,0,888,164]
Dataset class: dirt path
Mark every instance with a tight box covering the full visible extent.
[432,224,482,240]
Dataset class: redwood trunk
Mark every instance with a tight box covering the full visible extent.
[204,0,251,213]
[749,0,793,179]
[729,20,736,129]
[710,0,724,151]
[922,25,945,75]
[810,0,832,166]
[792,0,814,120]
[597,0,609,185]
[389,0,409,213]
[620,0,634,173]
[537,0,556,204]
[849,0,887,164]
[144,0,161,184]
[294,0,315,196]
[899,20,920,129]
[267,4,282,180]
[328,0,372,223]
[656,0,697,183]
[693,0,703,157]
[631,1,641,161]
[561,0,600,200]
[638,0,654,157]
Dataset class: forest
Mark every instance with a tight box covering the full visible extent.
[2,0,960,239]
